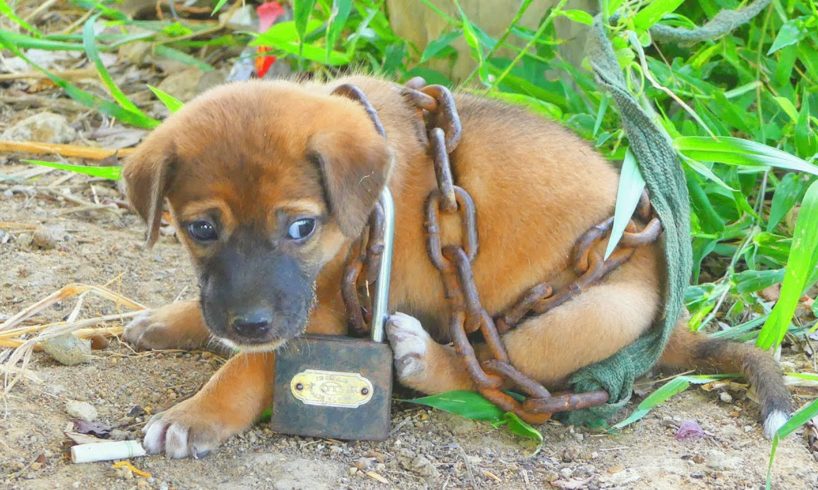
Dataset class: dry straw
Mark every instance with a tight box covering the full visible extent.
[0,282,145,393]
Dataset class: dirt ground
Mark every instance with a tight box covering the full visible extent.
[0,161,817,490]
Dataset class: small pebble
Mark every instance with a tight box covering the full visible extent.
[65,400,97,422]
[41,334,91,366]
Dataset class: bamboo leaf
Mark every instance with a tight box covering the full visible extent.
[606,149,645,259]
[407,391,503,421]
[674,136,818,176]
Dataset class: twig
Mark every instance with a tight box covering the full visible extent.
[0,141,135,160]
[0,69,97,81]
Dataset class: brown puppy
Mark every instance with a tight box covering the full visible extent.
[122,76,791,458]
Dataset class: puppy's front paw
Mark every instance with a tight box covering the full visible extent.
[124,302,208,351]
[143,398,233,459]
[386,312,433,384]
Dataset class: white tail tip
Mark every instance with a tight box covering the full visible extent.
[763,410,789,439]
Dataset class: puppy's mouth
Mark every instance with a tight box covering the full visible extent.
[216,336,288,353]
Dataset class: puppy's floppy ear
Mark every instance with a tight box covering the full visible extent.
[309,132,391,237]
[122,140,176,247]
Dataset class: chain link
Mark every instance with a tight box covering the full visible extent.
[339,78,662,423]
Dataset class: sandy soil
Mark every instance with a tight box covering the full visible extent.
[1,160,816,490]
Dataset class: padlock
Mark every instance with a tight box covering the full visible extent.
[270,188,395,440]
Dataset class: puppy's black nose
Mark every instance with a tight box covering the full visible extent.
[229,309,273,338]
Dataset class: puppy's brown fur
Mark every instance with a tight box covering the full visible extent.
[123,76,791,458]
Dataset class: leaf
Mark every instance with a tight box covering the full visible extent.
[794,88,816,158]
[605,149,645,259]
[211,0,230,15]
[674,136,818,177]
[773,96,799,122]
[406,391,503,421]
[325,0,353,62]
[559,9,594,26]
[757,180,818,349]
[147,85,184,113]
[633,0,685,31]
[767,173,805,232]
[767,19,804,55]
[766,397,818,488]
[612,375,724,429]
[0,0,42,35]
[501,412,543,443]
[420,29,462,63]
[293,0,317,44]
[252,19,350,65]
[0,31,159,129]
[83,15,149,116]
[734,269,785,294]
[24,160,122,180]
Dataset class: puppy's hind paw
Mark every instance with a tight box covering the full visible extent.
[386,312,432,383]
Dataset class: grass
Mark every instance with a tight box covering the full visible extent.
[1,0,817,481]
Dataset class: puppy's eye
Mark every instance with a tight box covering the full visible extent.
[187,220,218,242]
[287,218,316,241]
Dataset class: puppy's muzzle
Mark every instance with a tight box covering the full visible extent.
[228,307,274,341]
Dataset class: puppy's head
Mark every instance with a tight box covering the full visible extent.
[123,81,391,350]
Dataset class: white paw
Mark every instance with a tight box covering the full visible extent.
[386,312,432,382]
[142,402,225,459]
[763,410,789,439]
[123,310,174,351]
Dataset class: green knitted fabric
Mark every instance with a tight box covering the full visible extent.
[558,18,693,425]
[649,0,771,44]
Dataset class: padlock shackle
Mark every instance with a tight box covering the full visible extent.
[370,188,395,343]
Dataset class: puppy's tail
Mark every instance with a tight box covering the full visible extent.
[659,323,792,439]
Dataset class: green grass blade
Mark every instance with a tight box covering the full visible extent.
[211,0,230,15]
[0,29,83,50]
[757,180,818,349]
[766,397,818,488]
[147,85,184,113]
[154,45,215,72]
[605,149,645,259]
[612,374,725,430]
[83,15,146,116]
[0,0,43,35]
[325,0,352,63]
[674,136,818,177]
[0,31,159,129]
[24,160,122,180]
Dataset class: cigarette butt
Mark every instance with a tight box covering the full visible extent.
[71,440,147,464]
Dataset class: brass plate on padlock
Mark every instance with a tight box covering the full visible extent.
[290,369,374,408]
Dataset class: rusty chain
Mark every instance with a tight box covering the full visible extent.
[338,78,663,423]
